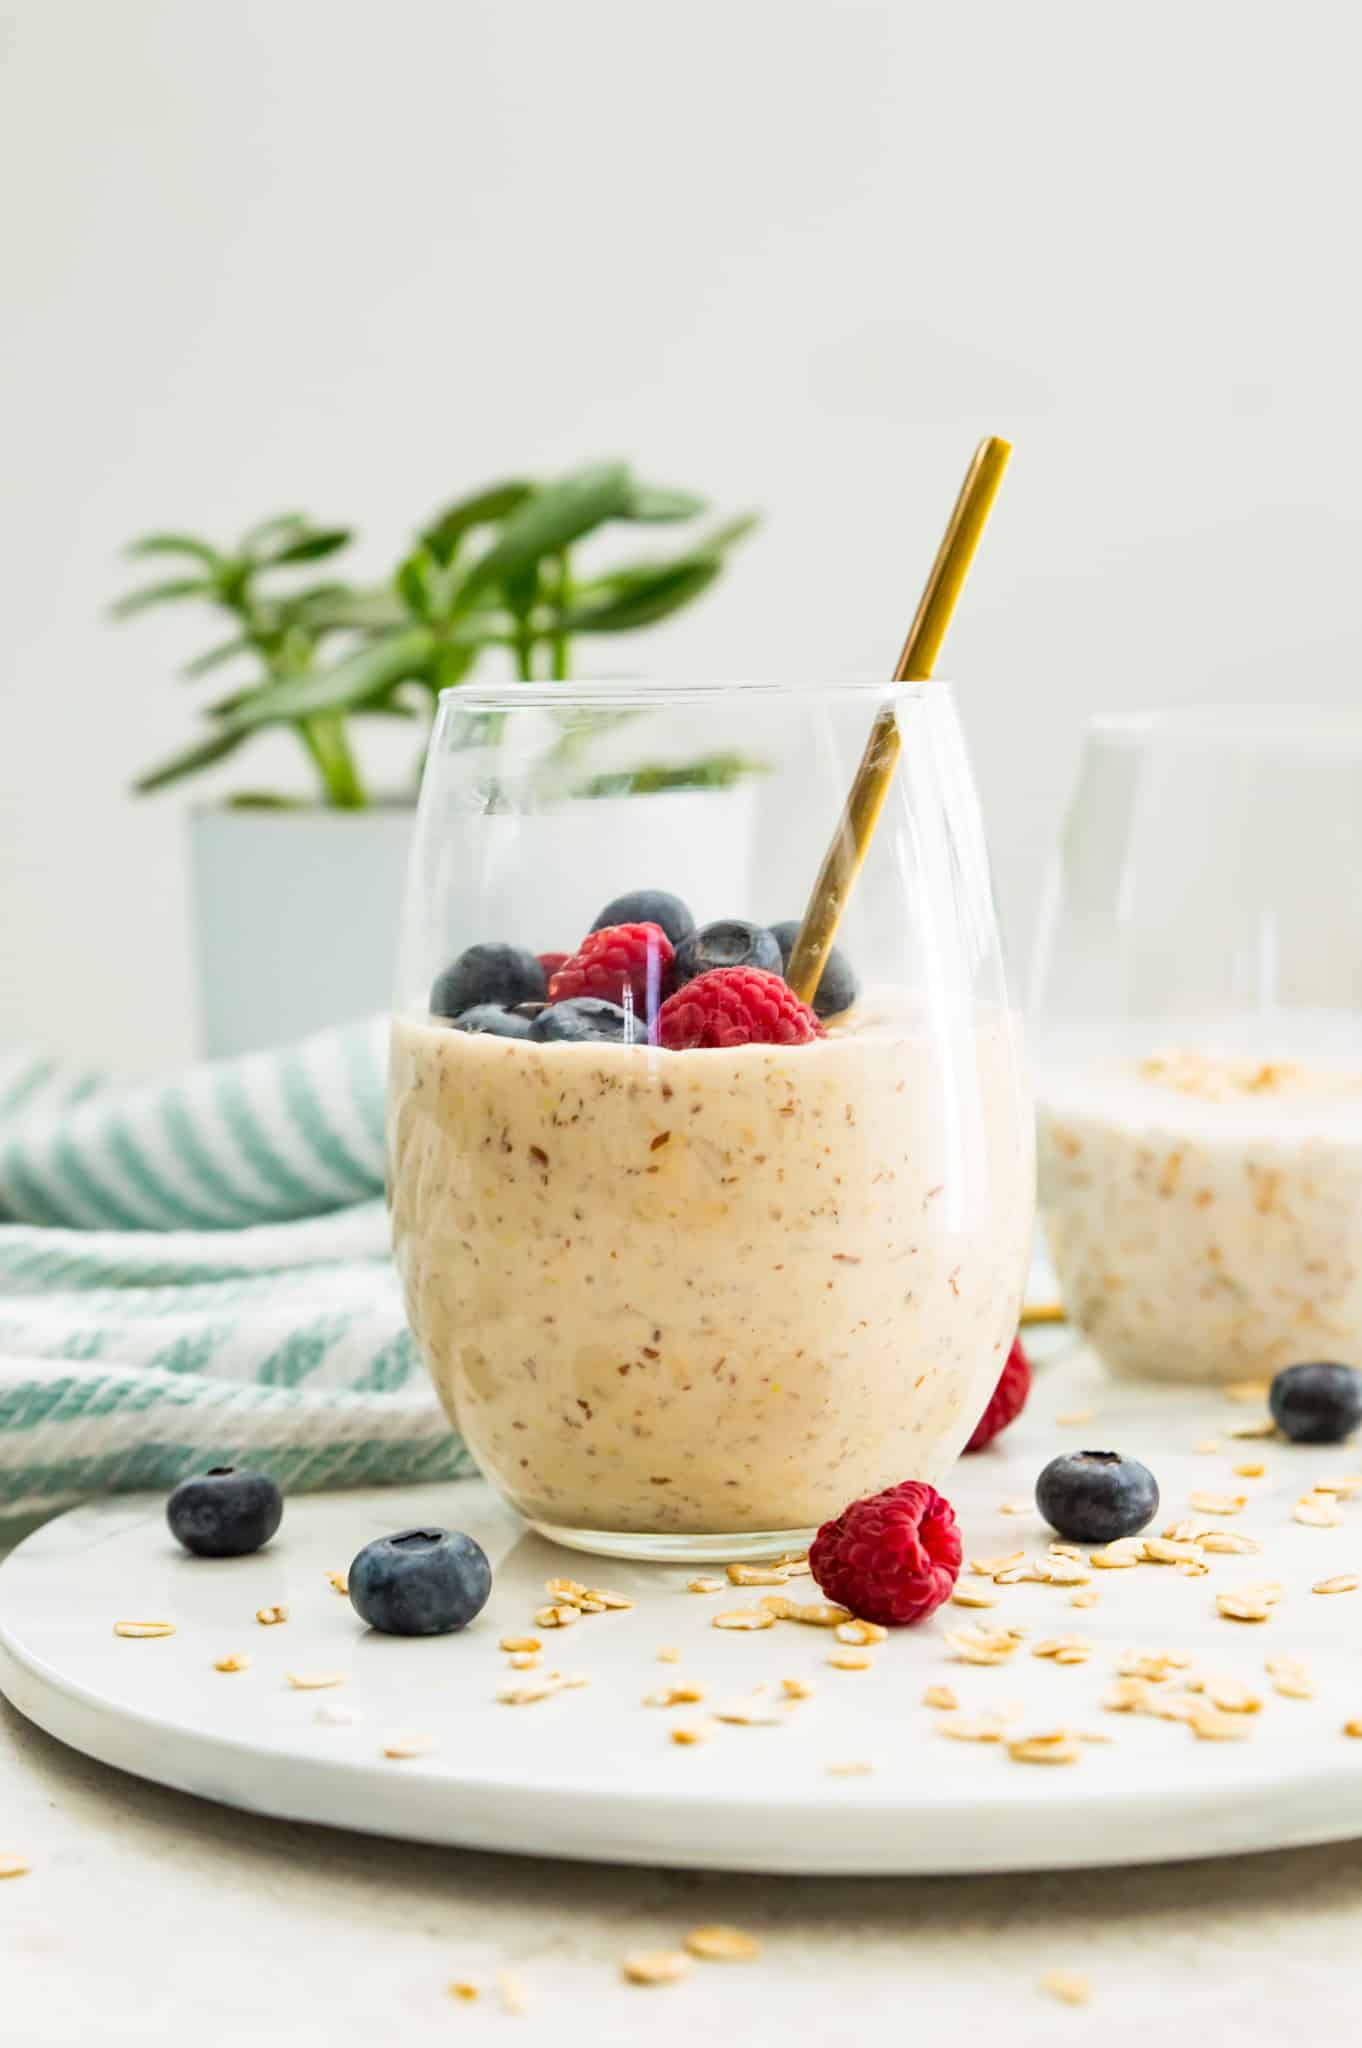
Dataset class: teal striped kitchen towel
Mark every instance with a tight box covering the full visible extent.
[0,1023,471,1520]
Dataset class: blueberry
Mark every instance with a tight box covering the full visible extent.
[769,920,861,1019]
[166,1466,283,1558]
[529,997,640,1043]
[591,889,695,947]
[673,919,782,987]
[348,1527,492,1636]
[430,944,546,1020]
[1269,1361,1362,1444]
[1035,1450,1159,1544]
[455,1003,533,1039]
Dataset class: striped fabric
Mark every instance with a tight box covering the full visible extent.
[0,1025,471,1520]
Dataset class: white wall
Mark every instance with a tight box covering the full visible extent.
[3,0,1360,1070]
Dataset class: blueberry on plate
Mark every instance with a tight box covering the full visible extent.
[167,1467,283,1558]
[455,1003,533,1039]
[348,1527,492,1636]
[430,943,546,1020]
[529,998,640,1043]
[673,919,782,987]
[1269,1361,1362,1444]
[1034,1450,1159,1545]
[590,889,695,948]
[769,919,860,1019]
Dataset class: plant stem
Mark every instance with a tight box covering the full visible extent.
[550,549,572,680]
[299,715,367,808]
[514,629,536,682]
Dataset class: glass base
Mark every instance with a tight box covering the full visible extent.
[527,1518,818,1565]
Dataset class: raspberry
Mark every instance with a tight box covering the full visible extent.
[962,1336,1031,1453]
[809,1480,961,1627]
[537,951,569,980]
[548,923,674,1013]
[656,967,824,1050]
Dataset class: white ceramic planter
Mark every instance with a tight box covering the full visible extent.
[189,806,415,1058]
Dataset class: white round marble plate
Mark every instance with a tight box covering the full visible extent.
[5,1347,1362,1874]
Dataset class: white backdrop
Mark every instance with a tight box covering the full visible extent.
[3,0,1360,1069]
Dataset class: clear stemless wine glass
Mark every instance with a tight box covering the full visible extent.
[388,678,1033,1560]
[1030,706,1362,1384]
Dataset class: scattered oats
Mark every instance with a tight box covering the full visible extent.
[1216,1591,1273,1623]
[1188,1702,1251,1741]
[1032,1637,1091,1664]
[213,1652,250,1673]
[1103,1677,1152,1713]
[1200,1531,1262,1555]
[836,1618,888,1646]
[1071,1589,1100,1609]
[285,1671,345,1691]
[1162,1517,1208,1543]
[779,1559,813,1578]
[1138,1537,1196,1565]
[1077,1729,1114,1744]
[1314,1475,1362,1497]
[1054,1411,1096,1426]
[1230,1417,1277,1440]
[1233,1462,1266,1479]
[945,1624,1025,1665]
[687,1575,724,1595]
[382,1735,435,1759]
[715,1692,790,1724]
[1048,1542,1084,1560]
[1179,1558,1211,1578]
[1089,1541,1143,1570]
[1196,1439,1221,1454]
[760,1594,851,1627]
[969,1550,1025,1577]
[1267,1656,1315,1700]
[826,1758,878,1776]
[782,1677,814,1701]
[774,1549,810,1568]
[727,1562,788,1585]
[950,1582,999,1608]
[1039,1970,1090,2008]
[500,1635,542,1654]
[315,1702,361,1726]
[939,1710,1018,1742]
[684,1925,760,1963]
[508,1652,539,1670]
[1118,1650,1192,1681]
[1313,1575,1360,1596]
[449,1982,479,2003]
[1041,1557,1092,1587]
[1226,1379,1271,1405]
[544,1576,586,1600]
[0,1856,31,1879]
[1295,1493,1344,1529]
[827,1650,873,1670]
[713,1608,776,1631]
[1196,1675,1262,1714]
[575,1598,607,1615]
[255,1605,287,1627]
[1344,1719,1362,1739]
[657,1646,682,1663]
[923,1684,959,1710]
[113,1620,175,1639]
[496,1971,529,2018]
[1007,1729,1081,1765]
[998,1500,1032,1516]
[671,1720,717,1745]
[1189,1491,1247,1516]
[534,1603,580,1629]
[327,1572,348,1595]
[643,1683,706,1707]
[584,1587,634,1610]
[622,1950,691,1987]
[497,1673,589,1707]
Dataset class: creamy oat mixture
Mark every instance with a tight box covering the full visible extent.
[1039,1049,1362,1384]
[388,995,1032,1538]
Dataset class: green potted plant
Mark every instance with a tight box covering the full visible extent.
[117,463,756,1054]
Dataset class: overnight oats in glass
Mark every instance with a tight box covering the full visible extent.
[1032,708,1362,1383]
[389,680,1033,1558]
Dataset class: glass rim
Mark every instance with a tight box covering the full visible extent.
[1086,703,1362,747]
[439,675,946,711]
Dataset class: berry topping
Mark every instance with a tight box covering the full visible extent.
[536,952,570,980]
[348,1527,492,1636]
[454,1004,534,1039]
[529,997,641,1043]
[1035,1451,1159,1544]
[656,967,823,1050]
[1269,1361,1362,1444]
[809,1480,962,1626]
[590,888,696,948]
[548,923,675,1012]
[430,943,546,1020]
[673,919,782,986]
[770,919,861,1020]
[166,1466,283,1559]
[963,1337,1031,1453]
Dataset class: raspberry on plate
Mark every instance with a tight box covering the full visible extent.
[809,1480,961,1626]
[536,951,570,980]
[548,923,674,1013]
[656,967,824,1050]
[962,1336,1031,1453]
